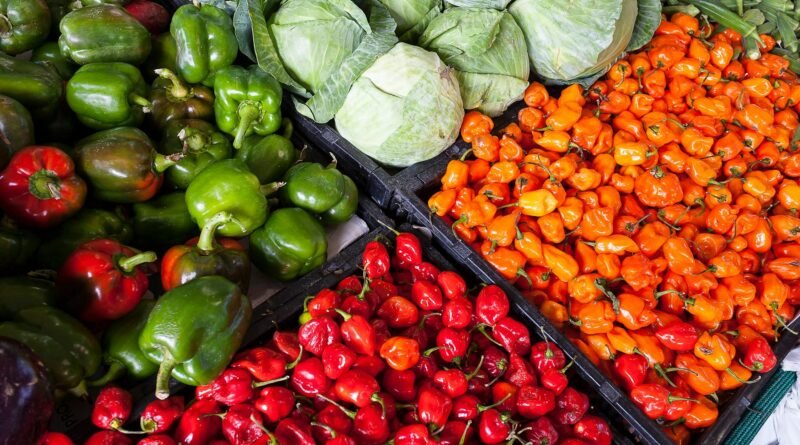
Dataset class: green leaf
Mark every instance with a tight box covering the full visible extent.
[627,0,662,52]
[198,0,237,14]
[234,0,258,62]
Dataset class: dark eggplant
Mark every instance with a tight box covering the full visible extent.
[0,337,54,445]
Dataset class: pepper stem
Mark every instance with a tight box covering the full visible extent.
[153,153,184,173]
[252,375,290,388]
[155,352,176,400]
[286,345,303,370]
[129,93,152,113]
[86,362,126,387]
[154,68,190,99]
[326,152,338,170]
[334,308,353,322]
[477,393,512,413]
[28,169,62,200]
[259,181,286,196]
[179,127,209,152]
[117,251,157,274]
[726,366,762,384]
[234,102,262,150]
[316,394,356,419]
[197,212,240,252]
[0,14,11,36]
[375,219,401,236]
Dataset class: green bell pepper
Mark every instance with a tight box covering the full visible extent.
[142,33,177,82]
[0,94,34,168]
[170,2,237,87]
[0,217,39,273]
[249,208,328,282]
[159,119,232,190]
[31,41,78,80]
[236,133,298,184]
[281,158,359,225]
[185,159,278,238]
[66,63,150,130]
[71,0,130,8]
[35,208,133,270]
[0,52,63,119]
[139,275,251,399]
[0,305,101,395]
[46,0,68,35]
[74,127,167,203]
[0,0,51,55]
[132,192,198,251]
[89,299,157,386]
[150,69,214,133]
[0,275,55,319]
[214,65,282,150]
[59,4,151,65]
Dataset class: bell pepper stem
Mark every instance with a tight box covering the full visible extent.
[197,211,242,252]
[28,169,62,200]
[459,420,472,445]
[0,14,10,36]
[153,153,183,173]
[155,352,176,400]
[466,355,485,380]
[233,102,262,150]
[67,380,88,399]
[117,251,157,274]
[326,152,338,170]
[86,362,126,387]
[179,128,209,152]
[260,181,286,196]
[129,93,152,113]
[154,68,190,99]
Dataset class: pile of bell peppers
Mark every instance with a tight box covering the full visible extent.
[430,11,798,443]
[63,233,614,445]
[0,1,363,439]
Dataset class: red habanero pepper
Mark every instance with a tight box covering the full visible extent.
[321,343,357,380]
[530,340,567,374]
[92,386,133,431]
[297,315,340,356]
[37,433,75,445]
[383,369,417,403]
[137,435,177,445]
[552,388,590,425]
[174,400,223,445]
[291,357,330,398]
[434,368,470,398]
[362,241,390,279]
[516,385,557,418]
[56,239,156,322]
[0,146,87,229]
[376,296,419,328]
[395,231,423,269]
[742,336,778,373]
[84,431,131,445]
[475,285,510,326]
[442,297,473,329]
[492,316,531,356]
[418,386,453,428]
[254,386,295,423]
[540,362,572,395]
[196,368,284,406]
[573,415,613,445]
[221,404,272,445]
[140,396,184,433]
[333,369,382,408]
[336,308,377,356]
[411,280,444,310]
[436,328,470,363]
[655,321,699,352]
[394,423,434,445]
[522,417,559,445]
[614,353,649,391]
[230,347,292,382]
[437,271,467,300]
[478,409,512,444]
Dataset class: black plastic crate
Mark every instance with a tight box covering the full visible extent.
[390,148,800,445]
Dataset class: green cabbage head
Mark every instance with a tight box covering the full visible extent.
[509,0,638,84]
[420,7,529,117]
[377,0,442,43]
[445,0,512,9]
[335,43,464,167]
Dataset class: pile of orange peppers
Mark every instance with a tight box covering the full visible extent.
[430,11,800,443]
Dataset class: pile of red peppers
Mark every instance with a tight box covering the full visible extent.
[50,233,614,445]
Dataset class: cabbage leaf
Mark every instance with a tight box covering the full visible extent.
[377,0,442,43]
[627,0,662,52]
[445,0,512,9]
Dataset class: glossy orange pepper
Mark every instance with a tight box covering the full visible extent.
[481,243,528,283]
[546,102,583,132]
[514,231,544,266]
[428,189,457,217]
[576,300,616,335]
[585,333,616,361]
[675,353,721,396]
[441,159,469,190]
[720,362,752,391]
[540,300,567,328]
[684,396,719,430]
[693,332,734,371]
[617,293,657,330]
[635,166,684,207]
[542,244,579,282]
[580,207,615,241]
[460,110,493,143]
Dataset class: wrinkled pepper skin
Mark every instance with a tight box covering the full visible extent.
[0,217,39,273]
[30,41,79,80]
[161,212,250,292]
[214,65,282,149]
[0,53,63,119]
[0,94,34,168]
[132,192,197,251]
[0,275,54,319]
[159,119,232,190]
[282,160,359,225]
[89,299,157,386]
[236,133,298,184]
[249,208,327,282]
[59,4,151,65]
[0,305,101,393]
[75,127,164,203]
[0,0,51,55]
[139,275,252,399]
[149,69,214,132]
[67,63,151,130]
[185,159,270,238]
[170,2,237,86]
[36,208,133,270]
[0,146,87,229]
[0,338,54,445]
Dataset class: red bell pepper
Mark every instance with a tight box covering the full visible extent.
[56,239,156,322]
[124,0,170,34]
[0,146,86,229]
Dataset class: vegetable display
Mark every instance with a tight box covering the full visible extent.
[431,10,800,441]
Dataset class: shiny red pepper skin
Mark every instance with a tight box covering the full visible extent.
[433,369,469,398]
[0,146,87,229]
[475,285,510,325]
[56,239,156,322]
[136,435,176,445]
[451,394,482,421]
[195,369,254,406]
[322,343,356,380]
[436,328,470,363]
[395,232,423,269]
[315,404,353,438]
[140,396,184,433]
[743,336,778,373]
[230,347,288,382]
[255,386,294,423]
[411,262,440,283]
[506,353,537,387]
[492,316,531,355]
[411,280,443,311]
[442,297,473,329]
[663,388,693,421]
[351,355,385,377]
[523,417,559,445]
[630,384,670,419]
[337,310,377,356]
[614,354,649,391]
[482,345,509,378]
[516,386,556,418]
[353,403,390,444]
[417,386,452,428]
[439,420,472,445]
[334,369,380,408]
[270,331,301,362]
[221,404,266,445]
[553,388,590,425]
[437,271,467,301]
[174,400,223,445]
[84,431,132,445]
[393,423,434,445]
[275,417,314,445]
[298,315,341,357]
[573,415,613,445]
[530,341,566,374]
[655,322,699,352]
[91,386,133,430]
[377,296,419,329]
[37,432,76,445]
[291,357,330,397]
[336,276,363,295]
[540,368,569,395]
[363,241,390,279]
[382,369,416,402]
[478,409,511,444]
[308,289,341,318]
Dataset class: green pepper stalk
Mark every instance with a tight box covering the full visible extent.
[213,65,282,150]
[196,211,246,252]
